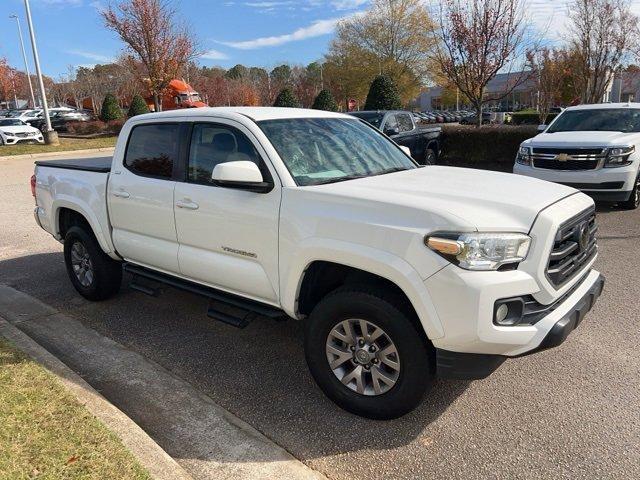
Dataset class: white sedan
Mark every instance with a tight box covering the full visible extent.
[0,118,44,145]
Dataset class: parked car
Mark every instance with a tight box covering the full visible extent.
[350,110,442,164]
[0,118,44,145]
[28,110,93,132]
[460,111,492,125]
[514,102,640,209]
[32,107,604,419]
[6,109,41,122]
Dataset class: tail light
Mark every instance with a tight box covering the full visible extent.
[30,174,36,198]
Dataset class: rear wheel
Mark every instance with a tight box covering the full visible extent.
[63,226,122,301]
[304,285,433,419]
[619,175,640,210]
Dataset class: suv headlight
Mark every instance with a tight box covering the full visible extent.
[605,146,634,167]
[516,146,531,165]
[426,232,531,270]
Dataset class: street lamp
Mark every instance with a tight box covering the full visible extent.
[22,0,58,145]
[9,14,37,109]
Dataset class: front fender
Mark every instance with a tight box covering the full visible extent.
[280,238,445,340]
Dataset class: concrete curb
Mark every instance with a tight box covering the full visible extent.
[0,316,194,480]
[0,146,115,161]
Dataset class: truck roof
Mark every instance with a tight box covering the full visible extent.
[565,102,640,111]
[134,106,352,122]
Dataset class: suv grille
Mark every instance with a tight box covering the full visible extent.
[546,208,597,288]
[531,147,606,171]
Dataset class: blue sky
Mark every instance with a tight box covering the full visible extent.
[2,0,640,80]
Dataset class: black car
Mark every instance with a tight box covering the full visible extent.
[349,110,442,165]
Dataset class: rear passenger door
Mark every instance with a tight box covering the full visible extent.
[173,121,281,303]
[108,122,184,274]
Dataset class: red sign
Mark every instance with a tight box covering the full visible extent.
[348,98,356,111]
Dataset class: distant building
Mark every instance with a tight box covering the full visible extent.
[416,71,536,111]
[608,71,640,103]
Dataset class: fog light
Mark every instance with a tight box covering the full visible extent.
[495,304,509,323]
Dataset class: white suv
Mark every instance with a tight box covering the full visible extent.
[514,103,640,209]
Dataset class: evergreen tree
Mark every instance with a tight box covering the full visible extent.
[273,88,300,108]
[100,93,123,121]
[364,75,402,110]
[311,89,338,111]
[127,94,150,118]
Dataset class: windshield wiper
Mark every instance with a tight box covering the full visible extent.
[374,166,409,176]
[313,173,371,185]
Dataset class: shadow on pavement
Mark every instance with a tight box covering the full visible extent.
[0,252,471,460]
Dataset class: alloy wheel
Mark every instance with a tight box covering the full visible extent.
[70,241,94,287]
[325,318,400,396]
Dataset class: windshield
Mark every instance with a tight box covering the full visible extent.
[0,119,24,126]
[258,118,416,186]
[548,108,640,133]
[349,112,384,129]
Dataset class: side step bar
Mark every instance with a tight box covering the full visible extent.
[123,263,286,328]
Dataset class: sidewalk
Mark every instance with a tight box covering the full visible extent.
[0,284,325,480]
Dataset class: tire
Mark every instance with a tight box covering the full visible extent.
[304,285,433,419]
[424,148,437,166]
[619,175,640,210]
[63,225,122,301]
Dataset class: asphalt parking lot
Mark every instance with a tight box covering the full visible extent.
[1,152,639,479]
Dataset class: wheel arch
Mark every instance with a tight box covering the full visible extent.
[53,201,117,259]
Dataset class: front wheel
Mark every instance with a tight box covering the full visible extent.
[63,226,122,301]
[619,175,640,210]
[424,148,437,165]
[304,285,433,419]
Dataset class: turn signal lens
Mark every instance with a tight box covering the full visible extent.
[426,237,463,255]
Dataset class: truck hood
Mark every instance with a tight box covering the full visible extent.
[523,130,640,147]
[311,166,577,232]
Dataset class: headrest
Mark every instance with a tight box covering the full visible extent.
[211,132,235,152]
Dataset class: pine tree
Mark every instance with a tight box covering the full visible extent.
[127,94,150,118]
[100,93,123,121]
[364,75,402,110]
[311,89,338,111]
[273,88,300,108]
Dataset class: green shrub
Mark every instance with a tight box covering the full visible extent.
[312,89,338,111]
[99,93,123,122]
[273,88,300,108]
[127,94,150,118]
[511,111,558,125]
[439,125,538,172]
[364,75,401,110]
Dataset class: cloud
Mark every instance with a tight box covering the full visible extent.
[201,49,229,60]
[219,15,350,49]
[245,1,294,7]
[331,0,368,10]
[66,50,114,63]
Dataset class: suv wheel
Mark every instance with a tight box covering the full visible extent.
[63,226,122,301]
[304,285,433,419]
[619,175,640,210]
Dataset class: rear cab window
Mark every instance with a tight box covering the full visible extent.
[124,123,180,178]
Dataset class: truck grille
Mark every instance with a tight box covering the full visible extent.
[532,147,606,171]
[546,208,597,288]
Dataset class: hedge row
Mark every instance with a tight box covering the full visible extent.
[511,112,558,125]
[439,125,538,172]
[66,120,125,136]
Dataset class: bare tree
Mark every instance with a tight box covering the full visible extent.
[526,48,567,124]
[102,0,197,111]
[433,0,532,127]
[569,0,639,103]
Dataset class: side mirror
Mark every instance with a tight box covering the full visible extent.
[211,161,272,193]
[399,145,412,157]
[537,124,547,132]
[384,127,399,136]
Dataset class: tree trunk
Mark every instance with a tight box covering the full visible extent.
[153,92,161,112]
[475,102,483,128]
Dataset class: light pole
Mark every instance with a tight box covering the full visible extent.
[22,0,58,145]
[9,14,36,109]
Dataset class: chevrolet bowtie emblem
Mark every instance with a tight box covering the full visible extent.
[555,153,572,162]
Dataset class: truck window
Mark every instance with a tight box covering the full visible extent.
[124,123,179,178]
[187,123,263,185]
[397,114,413,132]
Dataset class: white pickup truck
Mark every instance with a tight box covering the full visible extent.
[32,107,604,419]
[514,102,640,209]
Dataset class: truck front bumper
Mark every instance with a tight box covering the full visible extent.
[435,272,604,379]
[513,162,637,202]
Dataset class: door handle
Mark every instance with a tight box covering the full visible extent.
[176,199,199,210]
[113,190,130,198]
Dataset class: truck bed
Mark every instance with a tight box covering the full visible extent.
[34,156,112,173]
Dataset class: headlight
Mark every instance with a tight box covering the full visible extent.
[3,132,15,137]
[425,232,531,270]
[516,146,531,165]
[605,146,634,168]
